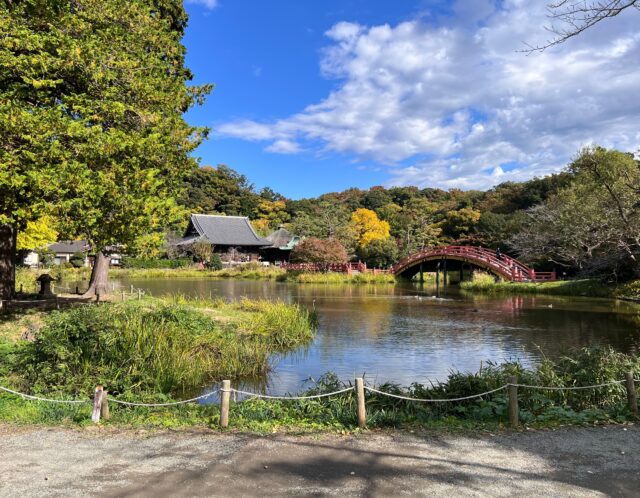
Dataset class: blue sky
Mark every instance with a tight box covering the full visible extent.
[183,0,640,199]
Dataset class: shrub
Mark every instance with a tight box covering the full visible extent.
[290,237,348,264]
[69,252,86,268]
[208,254,223,271]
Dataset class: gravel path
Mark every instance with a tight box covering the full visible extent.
[1,425,639,497]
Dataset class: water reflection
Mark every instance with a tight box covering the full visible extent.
[101,278,640,394]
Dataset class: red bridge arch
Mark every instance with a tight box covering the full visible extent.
[391,246,556,282]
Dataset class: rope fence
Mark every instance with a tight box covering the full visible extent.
[1,375,638,427]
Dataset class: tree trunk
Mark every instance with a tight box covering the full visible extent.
[82,250,110,298]
[0,224,16,301]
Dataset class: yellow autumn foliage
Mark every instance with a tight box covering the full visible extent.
[16,216,58,251]
[350,208,390,248]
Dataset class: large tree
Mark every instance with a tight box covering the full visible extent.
[511,147,640,278]
[1,0,211,298]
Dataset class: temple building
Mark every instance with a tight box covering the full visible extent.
[178,214,272,263]
[261,226,301,263]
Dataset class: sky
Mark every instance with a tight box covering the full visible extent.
[182,0,640,199]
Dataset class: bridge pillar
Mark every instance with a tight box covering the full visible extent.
[435,262,440,296]
[419,262,424,283]
[443,259,448,286]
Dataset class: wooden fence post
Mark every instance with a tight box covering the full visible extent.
[138,289,142,300]
[130,284,134,294]
[625,372,638,417]
[92,385,104,423]
[508,375,519,427]
[356,378,366,428]
[220,380,231,428]
[101,390,110,420]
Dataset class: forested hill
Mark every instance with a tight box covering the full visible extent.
[180,164,570,255]
[178,147,639,279]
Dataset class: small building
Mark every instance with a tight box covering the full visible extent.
[26,241,123,267]
[49,240,91,266]
[178,214,272,263]
[22,251,39,268]
[261,226,301,264]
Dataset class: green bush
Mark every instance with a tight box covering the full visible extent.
[207,254,223,271]
[69,252,86,268]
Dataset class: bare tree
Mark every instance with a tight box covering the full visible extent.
[525,0,640,52]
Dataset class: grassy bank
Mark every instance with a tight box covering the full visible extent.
[0,297,315,401]
[460,272,613,298]
[281,271,396,284]
[1,344,638,431]
[18,266,397,285]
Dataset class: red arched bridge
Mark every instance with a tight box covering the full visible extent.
[391,246,556,282]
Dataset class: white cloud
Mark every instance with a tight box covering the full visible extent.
[217,1,640,189]
[186,0,218,10]
[265,139,301,154]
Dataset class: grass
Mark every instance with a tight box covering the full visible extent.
[460,272,613,298]
[281,271,396,284]
[1,343,639,432]
[0,297,315,400]
[110,266,287,280]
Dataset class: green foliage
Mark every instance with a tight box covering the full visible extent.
[1,345,638,430]
[460,273,612,297]
[208,253,223,271]
[35,247,55,268]
[357,238,399,268]
[614,280,640,300]
[9,297,315,397]
[69,252,86,268]
[1,0,211,258]
[120,257,192,269]
[181,165,259,217]
[511,147,640,278]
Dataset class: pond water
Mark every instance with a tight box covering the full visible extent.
[109,278,640,394]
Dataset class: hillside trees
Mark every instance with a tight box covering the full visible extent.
[510,147,640,279]
[1,0,211,297]
[182,165,258,217]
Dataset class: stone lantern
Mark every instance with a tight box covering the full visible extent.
[37,274,56,298]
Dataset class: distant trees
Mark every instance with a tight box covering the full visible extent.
[182,165,258,217]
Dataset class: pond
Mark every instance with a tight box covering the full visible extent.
[110,278,640,394]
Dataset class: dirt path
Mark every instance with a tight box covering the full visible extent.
[1,425,639,497]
